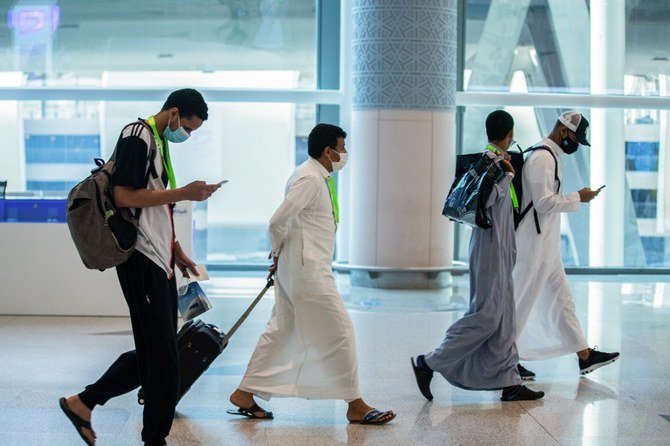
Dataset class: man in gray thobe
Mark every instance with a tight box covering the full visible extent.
[411,110,545,402]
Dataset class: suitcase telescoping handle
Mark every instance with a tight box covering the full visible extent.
[221,276,274,345]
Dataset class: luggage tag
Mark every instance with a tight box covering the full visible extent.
[177,278,212,321]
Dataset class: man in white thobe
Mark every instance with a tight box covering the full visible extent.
[228,124,395,425]
[513,111,620,379]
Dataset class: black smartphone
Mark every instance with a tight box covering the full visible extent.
[596,185,606,191]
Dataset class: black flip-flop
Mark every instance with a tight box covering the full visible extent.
[226,403,274,420]
[349,409,396,425]
[59,397,95,445]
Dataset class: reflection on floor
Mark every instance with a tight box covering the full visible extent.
[1,274,669,445]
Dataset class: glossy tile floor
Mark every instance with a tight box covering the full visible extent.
[1,273,669,445]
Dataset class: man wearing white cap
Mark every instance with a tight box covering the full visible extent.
[512,111,620,380]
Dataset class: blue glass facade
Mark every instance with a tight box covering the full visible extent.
[24,134,100,164]
[24,133,100,192]
[626,141,664,265]
[625,141,659,172]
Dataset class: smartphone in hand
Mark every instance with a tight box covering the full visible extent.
[596,185,606,191]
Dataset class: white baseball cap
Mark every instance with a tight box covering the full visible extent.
[558,111,591,146]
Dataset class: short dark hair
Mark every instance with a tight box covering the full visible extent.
[308,123,347,158]
[161,88,208,121]
[485,110,514,141]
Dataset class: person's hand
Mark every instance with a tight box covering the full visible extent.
[180,181,220,202]
[174,241,198,278]
[268,256,278,280]
[578,187,601,203]
[500,159,515,175]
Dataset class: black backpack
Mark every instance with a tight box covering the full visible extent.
[509,145,559,234]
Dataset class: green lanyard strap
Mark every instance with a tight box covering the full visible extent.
[147,116,177,189]
[328,177,340,223]
[486,144,519,210]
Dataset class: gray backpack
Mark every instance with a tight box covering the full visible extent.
[66,120,157,271]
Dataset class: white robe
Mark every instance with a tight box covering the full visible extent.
[512,138,589,360]
[239,158,361,401]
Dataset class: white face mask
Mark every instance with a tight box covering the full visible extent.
[330,151,348,172]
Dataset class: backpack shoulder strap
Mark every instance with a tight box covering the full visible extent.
[110,120,159,220]
[109,121,143,161]
[143,146,158,186]
[516,145,561,235]
[135,120,159,219]
[111,120,158,181]
[136,119,159,182]
[525,145,560,191]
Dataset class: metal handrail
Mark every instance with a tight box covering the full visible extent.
[0,87,343,104]
[331,261,468,273]
[456,91,670,110]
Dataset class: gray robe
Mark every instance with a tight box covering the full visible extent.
[425,153,522,390]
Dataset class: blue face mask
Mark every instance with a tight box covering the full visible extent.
[164,113,190,143]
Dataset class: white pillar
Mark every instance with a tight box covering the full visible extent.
[589,0,626,266]
[349,0,457,288]
[349,109,456,269]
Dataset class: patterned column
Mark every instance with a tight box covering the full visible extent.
[348,0,457,288]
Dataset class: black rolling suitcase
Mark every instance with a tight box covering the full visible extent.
[138,277,274,405]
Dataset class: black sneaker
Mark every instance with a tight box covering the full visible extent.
[579,348,620,375]
[411,355,434,401]
[517,364,536,381]
[501,385,545,401]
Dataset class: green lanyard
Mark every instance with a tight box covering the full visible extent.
[486,144,519,210]
[328,177,340,223]
[147,116,177,189]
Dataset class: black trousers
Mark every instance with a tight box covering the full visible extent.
[79,251,179,446]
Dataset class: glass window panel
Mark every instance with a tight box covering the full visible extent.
[464,0,668,96]
[0,99,317,264]
[0,0,317,89]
